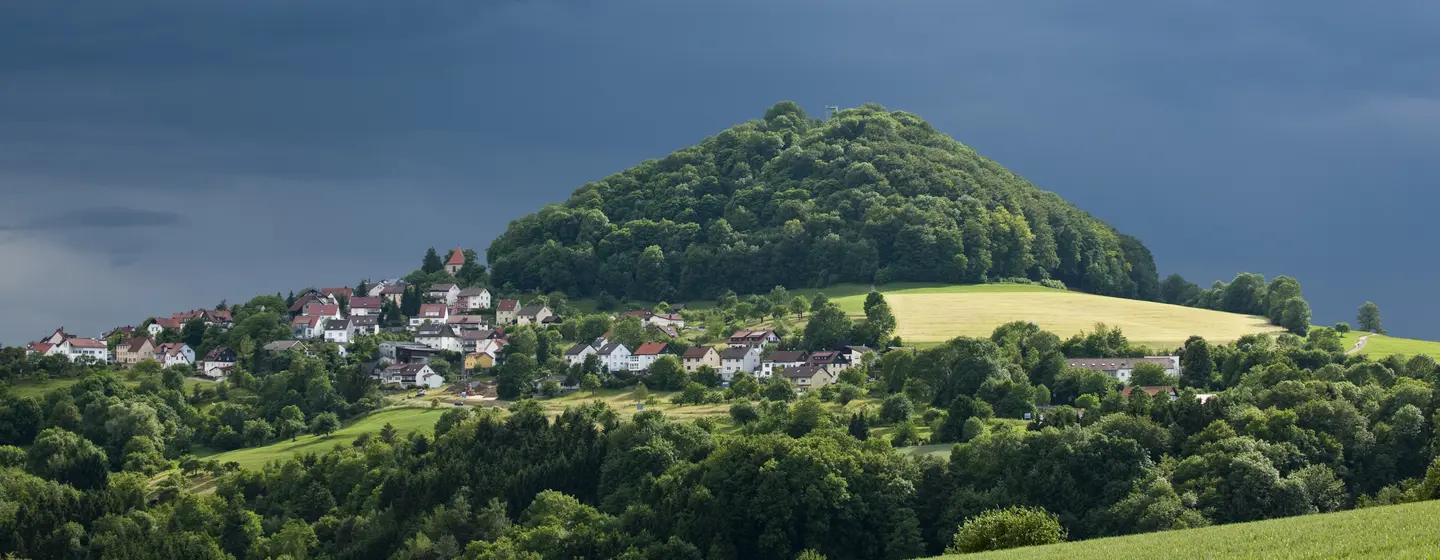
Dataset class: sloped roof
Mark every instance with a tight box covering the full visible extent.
[597,342,629,356]
[781,365,827,379]
[68,338,106,349]
[682,346,716,359]
[446,248,465,266]
[721,346,754,360]
[566,342,595,356]
[766,350,808,363]
[350,296,382,309]
[634,342,668,356]
[497,299,520,312]
[418,303,447,317]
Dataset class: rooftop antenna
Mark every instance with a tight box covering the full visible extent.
[825,105,840,121]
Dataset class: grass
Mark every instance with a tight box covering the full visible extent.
[816,283,1283,350]
[1339,331,1440,359]
[4,376,211,399]
[929,499,1440,559]
[203,407,447,470]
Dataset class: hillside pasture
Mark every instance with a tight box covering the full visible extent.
[824,283,1283,350]
[1340,331,1440,358]
[203,407,446,470]
[930,499,1440,559]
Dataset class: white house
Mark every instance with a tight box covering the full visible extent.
[349,296,382,316]
[384,363,444,388]
[649,313,685,330]
[843,346,875,366]
[153,343,195,368]
[728,329,780,348]
[629,342,669,372]
[56,338,110,363]
[323,319,352,344]
[1065,357,1179,384]
[760,350,809,379]
[458,287,491,310]
[292,315,325,339]
[199,347,238,378]
[495,300,520,325]
[597,342,631,374]
[515,305,553,326]
[348,315,380,336]
[302,303,342,321]
[416,324,463,353]
[565,342,597,367]
[719,346,761,381]
[427,283,461,306]
[148,317,182,337]
[410,303,449,327]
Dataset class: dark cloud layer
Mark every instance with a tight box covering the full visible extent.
[2,0,1439,343]
[0,207,184,231]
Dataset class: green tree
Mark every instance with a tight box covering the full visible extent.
[803,302,853,351]
[1278,297,1312,335]
[729,401,760,424]
[27,427,109,489]
[379,422,398,443]
[646,355,688,390]
[728,372,760,399]
[762,376,796,402]
[937,395,992,443]
[422,247,444,274]
[789,296,810,318]
[847,412,871,440]
[277,405,306,441]
[947,506,1066,553]
[1358,301,1384,333]
[611,316,646,350]
[1129,362,1173,386]
[580,374,601,394]
[309,412,340,438]
[695,365,722,388]
[1180,336,1214,388]
[577,315,613,342]
[181,318,206,348]
[857,291,897,348]
[880,393,913,424]
[496,355,539,399]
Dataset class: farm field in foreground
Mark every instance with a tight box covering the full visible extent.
[932,499,1440,559]
[1340,331,1440,358]
[816,283,1282,350]
[203,407,446,470]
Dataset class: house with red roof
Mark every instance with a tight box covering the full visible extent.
[147,317,183,337]
[349,296,382,316]
[410,303,449,327]
[445,247,466,274]
[629,342,671,372]
[495,299,520,325]
[117,338,156,367]
[292,315,325,339]
[153,343,195,368]
[728,329,779,348]
[54,338,109,363]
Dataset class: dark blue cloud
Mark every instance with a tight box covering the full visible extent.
[2,0,1439,342]
[0,207,184,231]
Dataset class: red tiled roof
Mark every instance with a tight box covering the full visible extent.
[682,346,715,359]
[153,317,182,330]
[304,303,340,317]
[380,284,407,295]
[419,303,447,318]
[123,338,153,353]
[155,343,189,357]
[292,315,322,327]
[634,342,668,356]
[350,296,381,309]
[28,342,53,353]
[446,248,465,266]
[68,338,106,349]
[497,299,519,312]
[322,287,354,299]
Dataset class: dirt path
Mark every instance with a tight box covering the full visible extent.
[1346,333,1374,355]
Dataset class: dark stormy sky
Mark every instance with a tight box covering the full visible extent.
[3,0,1439,344]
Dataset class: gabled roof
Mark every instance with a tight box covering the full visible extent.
[447,315,487,325]
[781,364,827,379]
[325,319,351,330]
[461,328,503,341]
[152,317,182,330]
[566,342,596,356]
[634,342,668,356]
[349,315,379,326]
[808,351,848,364]
[844,345,874,355]
[292,315,322,327]
[304,303,340,317]
[264,340,306,352]
[321,287,354,299]
[154,343,190,357]
[68,338,107,349]
[597,342,630,356]
[429,283,459,292]
[204,347,236,361]
[653,313,683,321]
[28,342,53,354]
[518,305,549,317]
[418,303,447,317]
[728,329,775,341]
[350,296,382,309]
[721,346,756,360]
[766,350,809,363]
[380,284,408,295]
[416,324,458,337]
[497,299,520,312]
[446,248,465,266]
[386,362,431,375]
[122,338,154,353]
[458,287,489,297]
[682,346,716,359]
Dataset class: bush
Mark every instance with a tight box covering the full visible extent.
[671,382,708,405]
[729,401,760,425]
[1040,279,1067,290]
[1334,322,1351,334]
[947,506,1066,554]
[835,383,864,405]
[879,394,913,424]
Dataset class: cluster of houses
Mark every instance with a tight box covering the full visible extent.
[562,327,873,392]
[24,326,241,379]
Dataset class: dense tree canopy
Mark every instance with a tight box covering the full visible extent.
[489,103,1159,301]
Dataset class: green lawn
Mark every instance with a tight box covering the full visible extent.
[931,499,1440,559]
[1339,331,1440,359]
[4,376,211,399]
[204,407,447,470]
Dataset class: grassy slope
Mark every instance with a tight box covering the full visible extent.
[819,283,1282,350]
[1340,331,1440,358]
[931,500,1440,559]
[203,407,446,470]
[5,377,209,399]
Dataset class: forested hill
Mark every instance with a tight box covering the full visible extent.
[487,102,1160,302]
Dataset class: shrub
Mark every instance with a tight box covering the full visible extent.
[1040,279,1068,290]
[879,394,913,424]
[947,506,1066,554]
[729,401,759,425]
